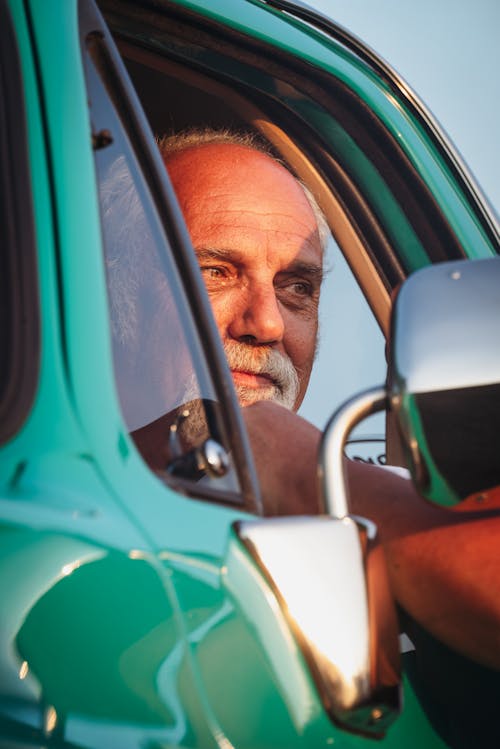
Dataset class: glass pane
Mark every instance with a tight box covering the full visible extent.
[99,153,212,428]
[84,45,241,496]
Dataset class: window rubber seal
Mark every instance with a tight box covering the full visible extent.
[0,0,40,445]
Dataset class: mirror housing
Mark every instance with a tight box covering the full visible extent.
[387,256,500,506]
[229,387,401,739]
[231,514,400,738]
[226,255,499,739]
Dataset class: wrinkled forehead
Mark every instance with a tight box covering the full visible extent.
[164,142,323,257]
[165,143,311,211]
[164,141,286,180]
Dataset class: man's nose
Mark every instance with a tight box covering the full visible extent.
[228,283,285,344]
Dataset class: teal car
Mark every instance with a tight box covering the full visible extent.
[1,1,499,747]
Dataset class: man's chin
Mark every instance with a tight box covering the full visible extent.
[235,384,295,410]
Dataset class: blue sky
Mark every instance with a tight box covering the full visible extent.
[310,0,500,216]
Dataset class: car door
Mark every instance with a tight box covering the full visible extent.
[0,3,194,748]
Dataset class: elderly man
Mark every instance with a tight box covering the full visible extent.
[160,129,326,413]
[156,128,500,673]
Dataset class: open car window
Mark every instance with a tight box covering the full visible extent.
[96,0,488,471]
[97,1,408,465]
[302,238,387,464]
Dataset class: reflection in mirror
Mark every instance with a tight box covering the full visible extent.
[388,256,500,506]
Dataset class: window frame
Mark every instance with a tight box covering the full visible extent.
[95,0,498,475]
[94,0,466,478]
[79,0,262,512]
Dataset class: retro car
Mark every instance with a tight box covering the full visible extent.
[1,0,499,747]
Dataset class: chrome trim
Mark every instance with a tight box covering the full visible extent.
[200,438,230,477]
[319,387,387,518]
[234,515,399,735]
[231,386,401,736]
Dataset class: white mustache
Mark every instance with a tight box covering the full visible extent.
[223,340,299,409]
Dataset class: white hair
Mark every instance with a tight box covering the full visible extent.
[100,155,147,349]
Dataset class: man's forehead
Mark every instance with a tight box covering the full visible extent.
[165,141,324,277]
[165,143,309,206]
[164,140,274,168]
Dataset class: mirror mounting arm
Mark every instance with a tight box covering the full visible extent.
[319,386,387,519]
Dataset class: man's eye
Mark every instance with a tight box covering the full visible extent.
[277,279,318,312]
[284,280,313,297]
[201,266,227,280]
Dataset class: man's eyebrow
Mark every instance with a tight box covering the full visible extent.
[194,248,237,262]
[195,249,323,277]
[194,248,324,287]
[279,261,324,284]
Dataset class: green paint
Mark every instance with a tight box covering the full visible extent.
[1,0,498,746]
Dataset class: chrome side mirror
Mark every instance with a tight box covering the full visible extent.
[387,256,500,506]
[228,388,401,739]
[225,256,498,739]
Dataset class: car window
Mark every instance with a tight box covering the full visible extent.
[112,47,391,464]
[98,0,476,473]
[80,16,261,510]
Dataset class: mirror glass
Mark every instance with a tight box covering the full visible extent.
[388,256,500,506]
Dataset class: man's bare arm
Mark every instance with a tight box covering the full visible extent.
[243,401,500,670]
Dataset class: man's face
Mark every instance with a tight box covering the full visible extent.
[165,143,323,411]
